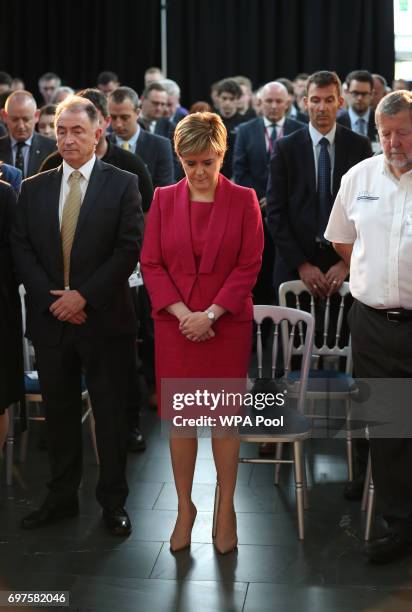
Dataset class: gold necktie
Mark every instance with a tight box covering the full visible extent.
[121,142,130,151]
[61,170,83,288]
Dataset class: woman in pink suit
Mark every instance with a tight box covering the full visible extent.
[141,112,263,553]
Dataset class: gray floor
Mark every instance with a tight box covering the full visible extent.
[1,410,412,612]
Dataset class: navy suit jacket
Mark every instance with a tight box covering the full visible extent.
[266,124,373,288]
[0,163,22,193]
[233,117,305,199]
[0,132,56,177]
[336,109,378,142]
[109,130,174,188]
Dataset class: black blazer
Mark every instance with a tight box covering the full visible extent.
[0,132,56,177]
[11,158,144,346]
[109,130,174,188]
[336,110,378,142]
[40,138,154,213]
[233,116,305,199]
[0,180,23,409]
[266,124,372,279]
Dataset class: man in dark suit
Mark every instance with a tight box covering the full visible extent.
[139,82,174,139]
[337,70,378,143]
[267,71,372,295]
[40,88,154,454]
[0,91,56,178]
[267,70,372,488]
[234,81,304,199]
[108,87,174,187]
[233,81,304,308]
[12,96,144,535]
[159,78,188,126]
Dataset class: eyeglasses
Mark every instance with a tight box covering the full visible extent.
[349,90,372,98]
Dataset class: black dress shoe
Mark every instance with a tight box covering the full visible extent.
[127,427,146,452]
[103,507,132,536]
[364,532,412,563]
[20,498,79,530]
[343,477,365,501]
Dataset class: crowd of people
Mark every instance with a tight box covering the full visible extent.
[0,63,412,563]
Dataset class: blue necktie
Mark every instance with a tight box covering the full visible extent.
[356,117,366,136]
[317,137,332,240]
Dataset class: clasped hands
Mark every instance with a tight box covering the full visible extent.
[49,289,87,324]
[179,311,215,342]
[298,261,349,298]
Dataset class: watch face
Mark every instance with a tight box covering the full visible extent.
[207,311,215,320]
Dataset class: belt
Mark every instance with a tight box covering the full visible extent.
[362,303,412,323]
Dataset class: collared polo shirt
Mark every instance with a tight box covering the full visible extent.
[325,154,412,308]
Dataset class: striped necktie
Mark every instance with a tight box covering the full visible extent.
[61,170,83,288]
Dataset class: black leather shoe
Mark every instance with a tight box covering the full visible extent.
[364,532,412,563]
[127,427,146,452]
[103,507,132,536]
[343,477,365,501]
[20,498,79,530]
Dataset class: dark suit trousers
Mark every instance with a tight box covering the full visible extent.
[349,300,412,539]
[34,327,135,510]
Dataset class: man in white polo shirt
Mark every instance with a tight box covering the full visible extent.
[325,90,412,563]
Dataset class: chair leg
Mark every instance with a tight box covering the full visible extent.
[361,452,372,512]
[19,401,30,464]
[293,441,305,540]
[5,404,15,486]
[87,399,99,466]
[212,481,220,539]
[274,442,283,485]
[364,474,375,541]
[302,452,309,510]
[345,400,354,482]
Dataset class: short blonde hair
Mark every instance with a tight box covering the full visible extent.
[174,112,227,157]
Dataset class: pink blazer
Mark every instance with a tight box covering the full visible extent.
[140,174,264,322]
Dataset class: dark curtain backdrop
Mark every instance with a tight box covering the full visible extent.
[0,0,394,106]
[0,0,160,98]
[167,0,394,106]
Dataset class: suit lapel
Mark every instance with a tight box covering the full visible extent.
[199,175,232,274]
[47,166,64,271]
[74,158,108,238]
[28,133,42,176]
[333,125,346,196]
[302,129,316,196]
[257,118,267,159]
[174,179,196,274]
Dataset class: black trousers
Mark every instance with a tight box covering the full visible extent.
[349,300,412,539]
[34,327,135,510]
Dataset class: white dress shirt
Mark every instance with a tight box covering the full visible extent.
[58,155,96,226]
[263,116,286,151]
[325,154,412,308]
[115,125,140,151]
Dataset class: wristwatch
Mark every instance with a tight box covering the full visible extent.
[205,309,216,322]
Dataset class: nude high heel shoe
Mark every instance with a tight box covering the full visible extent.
[170,501,197,553]
[212,483,238,554]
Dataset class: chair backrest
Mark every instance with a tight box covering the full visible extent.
[278,280,352,373]
[253,305,314,414]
